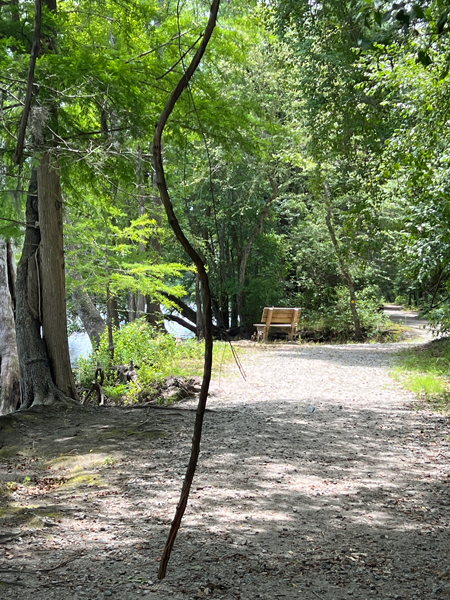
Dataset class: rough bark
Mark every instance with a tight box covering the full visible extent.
[0,239,21,415]
[72,274,106,347]
[153,0,219,579]
[38,151,78,399]
[13,0,42,165]
[324,183,363,342]
[16,171,66,409]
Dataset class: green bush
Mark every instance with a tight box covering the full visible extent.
[75,319,206,400]
[299,286,392,342]
[425,304,450,337]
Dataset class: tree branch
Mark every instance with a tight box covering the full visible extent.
[161,291,198,324]
[156,34,203,80]
[153,0,220,580]
[164,313,197,334]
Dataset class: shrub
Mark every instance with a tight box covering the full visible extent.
[299,286,393,342]
[426,304,450,337]
[75,319,206,402]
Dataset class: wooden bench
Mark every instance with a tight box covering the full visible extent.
[253,307,301,342]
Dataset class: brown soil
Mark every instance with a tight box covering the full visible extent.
[1,316,449,600]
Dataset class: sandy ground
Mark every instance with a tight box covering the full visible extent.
[0,310,449,600]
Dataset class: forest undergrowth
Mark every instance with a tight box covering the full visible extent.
[394,337,450,415]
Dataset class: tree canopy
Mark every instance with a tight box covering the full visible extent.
[1,0,450,387]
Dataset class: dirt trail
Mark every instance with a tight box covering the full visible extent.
[0,312,449,600]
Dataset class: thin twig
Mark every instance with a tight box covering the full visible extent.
[0,217,36,228]
[0,552,81,575]
[229,342,246,381]
[156,34,203,80]
[154,0,220,580]
[125,29,194,63]
[312,590,326,600]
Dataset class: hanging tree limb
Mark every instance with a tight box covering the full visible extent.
[13,0,42,165]
[152,0,220,580]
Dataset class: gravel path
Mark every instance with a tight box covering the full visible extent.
[1,311,450,600]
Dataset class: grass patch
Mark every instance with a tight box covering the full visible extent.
[401,373,446,395]
[394,337,450,413]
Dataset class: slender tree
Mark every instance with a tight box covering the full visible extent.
[153,0,220,579]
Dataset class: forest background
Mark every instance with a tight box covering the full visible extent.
[1,0,450,416]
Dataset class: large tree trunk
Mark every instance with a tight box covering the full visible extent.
[14,0,77,407]
[0,238,21,414]
[16,171,67,409]
[38,152,78,398]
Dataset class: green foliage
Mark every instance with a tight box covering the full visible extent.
[427,306,450,337]
[299,286,393,342]
[396,338,450,376]
[76,319,205,401]
[3,0,448,346]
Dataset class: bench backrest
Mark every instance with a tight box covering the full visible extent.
[261,307,301,326]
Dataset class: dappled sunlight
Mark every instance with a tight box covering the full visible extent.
[1,341,449,599]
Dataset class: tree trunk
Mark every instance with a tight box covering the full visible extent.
[164,313,197,334]
[72,274,105,347]
[106,284,115,360]
[110,297,120,330]
[136,147,147,319]
[127,291,136,322]
[161,291,197,324]
[195,273,205,339]
[152,0,219,578]
[230,295,238,328]
[16,171,67,409]
[324,184,363,342]
[145,296,161,327]
[237,177,278,328]
[38,151,78,398]
[0,238,21,414]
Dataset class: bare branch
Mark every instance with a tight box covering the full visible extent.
[153,0,220,580]
[125,29,194,63]
[156,34,203,80]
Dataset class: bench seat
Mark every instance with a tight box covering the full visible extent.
[254,307,301,341]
